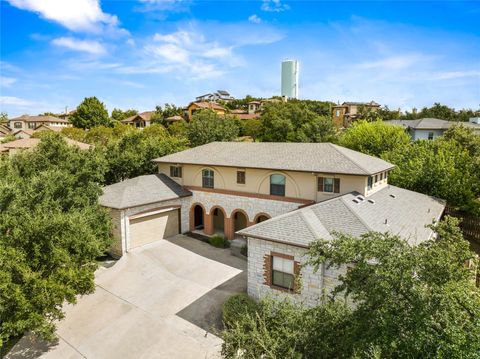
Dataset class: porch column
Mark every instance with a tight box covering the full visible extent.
[204,212,214,235]
[224,217,234,240]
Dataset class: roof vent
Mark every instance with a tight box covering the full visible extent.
[368,199,375,204]
[389,194,396,199]
[352,199,359,204]
[384,218,388,225]
[356,196,365,201]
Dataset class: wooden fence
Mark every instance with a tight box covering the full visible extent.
[444,206,480,242]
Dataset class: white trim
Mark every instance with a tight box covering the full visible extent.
[128,207,179,220]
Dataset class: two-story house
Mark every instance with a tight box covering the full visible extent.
[185,102,226,121]
[331,101,380,127]
[99,141,445,304]
[8,115,71,131]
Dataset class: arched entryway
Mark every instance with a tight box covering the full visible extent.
[193,204,205,230]
[233,210,248,234]
[254,213,271,224]
[212,207,226,234]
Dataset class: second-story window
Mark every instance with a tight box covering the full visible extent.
[318,177,340,193]
[368,176,373,190]
[237,170,246,184]
[202,169,214,188]
[170,166,182,178]
[14,122,22,129]
[28,122,36,129]
[270,174,285,196]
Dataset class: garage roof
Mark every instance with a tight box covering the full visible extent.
[99,174,192,209]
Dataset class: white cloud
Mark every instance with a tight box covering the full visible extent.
[248,14,262,24]
[429,70,480,80]
[52,37,107,55]
[261,0,290,12]
[357,54,434,71]
[0,76,17,87]
[6,0,125,33]
[0,96,35,106]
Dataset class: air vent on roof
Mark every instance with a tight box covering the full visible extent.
[368,199,375,204]
[352,199,359,204]
[356,196,365,201]
[390,194,396,199]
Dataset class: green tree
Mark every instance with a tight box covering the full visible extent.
[168,121,188,138]
[0,134,112,347]
[243,119,262,141]
[70,97,110,129]
[111,108,138,122]
[222,218,480,358]
[340,120,411,157]
[187,109,239,147]
[61,127,87,142]
[260,102,336,142]
[382,138,480,211]
[0,112,8,125]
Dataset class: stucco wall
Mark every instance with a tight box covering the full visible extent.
[158,163,371,200]
[410,129,444,140]
[247,237,346,307]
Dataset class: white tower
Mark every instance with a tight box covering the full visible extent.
[281,59,299,99]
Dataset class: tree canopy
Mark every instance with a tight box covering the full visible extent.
[222,217,480,358]
[340,120,411,157]
[111,108,138,122]
[70,97,110,129]
[187,109,239,147]
[0,134,112,347]
[260,101,336,142]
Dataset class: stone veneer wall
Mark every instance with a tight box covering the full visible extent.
[189,190,301,221]
[247,237,347,307]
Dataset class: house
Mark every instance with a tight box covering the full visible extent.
[164,115,184,124]
[238,185,445,306]
[100,141,399,257]
[121,111,155,128]
[185,102,226,121]
[384,118,480,140]
[12,124,64,139]
[0,137,91,156]
[196,90,233,102]
[248,101,261,114]
[8,115,71,131]
[331,101,381,127]
[12,129,35,139]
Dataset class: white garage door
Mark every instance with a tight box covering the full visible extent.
[129,209,180,249]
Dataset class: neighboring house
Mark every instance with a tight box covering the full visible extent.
[384,118,480,140]
[13,129,35,139]
[8,115,71,131]
[0,137,91,156]
[331,101,381,127]
[185,102,226,121]
[248,101,261,114]
[196,90,233,102]
[100,141,397,257]
[0,124,12,138]
[121,111,154,128]
[164,115,184,124]
[238,186,445,306]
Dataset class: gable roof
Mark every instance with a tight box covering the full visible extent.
[154,142,395,176]
[333,101,381,108]
[188,102,225,111]
[121,111,155,123]
[0,125,10,134]
[385,118,480,130]
[99,174,192,209]
[238,185,445,247]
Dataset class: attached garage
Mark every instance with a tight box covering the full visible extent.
[129,209,180,249]
[99,174,192,257]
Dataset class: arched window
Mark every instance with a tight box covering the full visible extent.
[202,169,214,188]
[270,174,285,196]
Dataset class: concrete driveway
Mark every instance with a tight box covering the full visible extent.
[7,235,246,359]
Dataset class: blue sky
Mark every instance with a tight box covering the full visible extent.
[1,0,479,117]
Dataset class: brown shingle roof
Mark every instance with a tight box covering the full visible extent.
[9,115,70,124]
[1,138,91,151]
[189,102,225,111]
[121,111,155,123]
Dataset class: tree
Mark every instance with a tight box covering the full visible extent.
[111,108,137,122]
[260,102,336,142]
[382,138,480,211]
[0,134,112,347]
[70,97,110,129]
[0,112,8,124]
[222,218,480,358]
[187,109,239,147]
[340,120,411,157]
[168,121,188,138]
[243,119,262,141]
[61,127,86,142]
[151,104,182,126]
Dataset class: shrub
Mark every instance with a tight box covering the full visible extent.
[209,235,230,248]
[222,294,259,328]
[240,244,248,257]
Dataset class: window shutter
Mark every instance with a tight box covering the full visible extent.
[334,178,340,193]
[263,254,272,286]
[317,177,324,192]
[178,167,182,178]
[293,261,301,293]
[169,166,174,177]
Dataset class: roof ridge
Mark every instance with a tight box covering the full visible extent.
[328,143,370,175]
[340,196,373,232]
[299,208,331,240]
